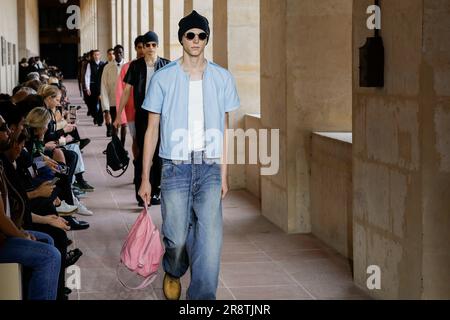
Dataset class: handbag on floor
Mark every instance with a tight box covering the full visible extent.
[106,135,129,178]
[117,205,164,290]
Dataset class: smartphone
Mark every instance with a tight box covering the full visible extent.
[58,165,68,175]
[49,177,60,185]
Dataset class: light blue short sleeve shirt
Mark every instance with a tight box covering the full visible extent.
[142,59,240,161]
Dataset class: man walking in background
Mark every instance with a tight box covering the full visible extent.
[84,50,106,126]
[115,36,146,161]
[101,45,127,144]
[114,31,170,207]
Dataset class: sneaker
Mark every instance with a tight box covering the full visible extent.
[150,194,161,206]
[74,197,93,216]
[73,181,95,192]
[73,188,87,199]
[163,273,181,301]
[56,201,78,215]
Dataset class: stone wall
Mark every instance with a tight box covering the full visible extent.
[0,0,19,93]
[353,0,450,299]
[260,0,352,233]
[311,133,353,258]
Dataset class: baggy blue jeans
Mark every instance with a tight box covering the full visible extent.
[0,230,61,300]
[160,152,223,300]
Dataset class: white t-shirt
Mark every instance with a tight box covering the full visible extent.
[145,66,155,93]
[188,80,205,152]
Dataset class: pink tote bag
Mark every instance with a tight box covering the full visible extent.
[117,206,164,290]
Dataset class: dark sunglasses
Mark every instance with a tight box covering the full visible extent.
[0,123,9,132]
[185,32,208,41]
[145,42,158,48]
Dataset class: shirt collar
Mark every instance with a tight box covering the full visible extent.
[176,58,210,77]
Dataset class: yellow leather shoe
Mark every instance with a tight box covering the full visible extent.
[163,273,181,300]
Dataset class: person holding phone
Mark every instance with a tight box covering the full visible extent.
[1,127,84,300]
[0,117,61,300]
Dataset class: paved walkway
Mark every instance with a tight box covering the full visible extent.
[64,80,369,300]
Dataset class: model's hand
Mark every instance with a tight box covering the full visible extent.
[221,175,229,200]
[138,180,152,207]
[113,118,121,130]
[104,111,111,125]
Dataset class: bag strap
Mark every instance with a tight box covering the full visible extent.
[116,264,158,290]
[106,162,129,178]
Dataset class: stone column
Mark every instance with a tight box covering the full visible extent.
[227,0,260,190]
[17,0,39,59]
[163,0,184,60]
[353,0,450,299]
[153,0,165,58]
[260,0,352,233]
[138,0,150,35]
[80,0,97,54]
[116,0,123,46]
[122,0,130,61]
[97,0,112,55]
[111,0,117,45]
[184,0,193,15]
[212,0,227,68]
[185,0,213,59]
[129,0,138,58]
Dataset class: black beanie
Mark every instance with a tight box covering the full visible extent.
[178,10,210,44]
[142,31,159,44]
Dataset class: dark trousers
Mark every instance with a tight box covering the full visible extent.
[30,223,68,300]
[134,111,161,203]
[60,149,78,205]
[86,94,103,125]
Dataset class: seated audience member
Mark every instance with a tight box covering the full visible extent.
[0,115,61,300]
[1,129,83,300]
[39,85,95,193]
[23,79,42,92]
[25,108,92,225]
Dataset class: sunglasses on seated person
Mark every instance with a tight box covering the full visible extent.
[184,32,208,41]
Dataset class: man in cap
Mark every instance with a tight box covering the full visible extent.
[114,31,170,207]
[139,11,240,300]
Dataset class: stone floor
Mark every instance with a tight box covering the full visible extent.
[64,81,369,300]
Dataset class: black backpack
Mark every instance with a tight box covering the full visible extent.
[106,135,130,178]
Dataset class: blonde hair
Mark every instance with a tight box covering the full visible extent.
[38,84,61,100]
[48,77,59,85]
[25,107,51,129]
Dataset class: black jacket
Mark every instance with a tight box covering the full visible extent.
[124,56,171,116]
